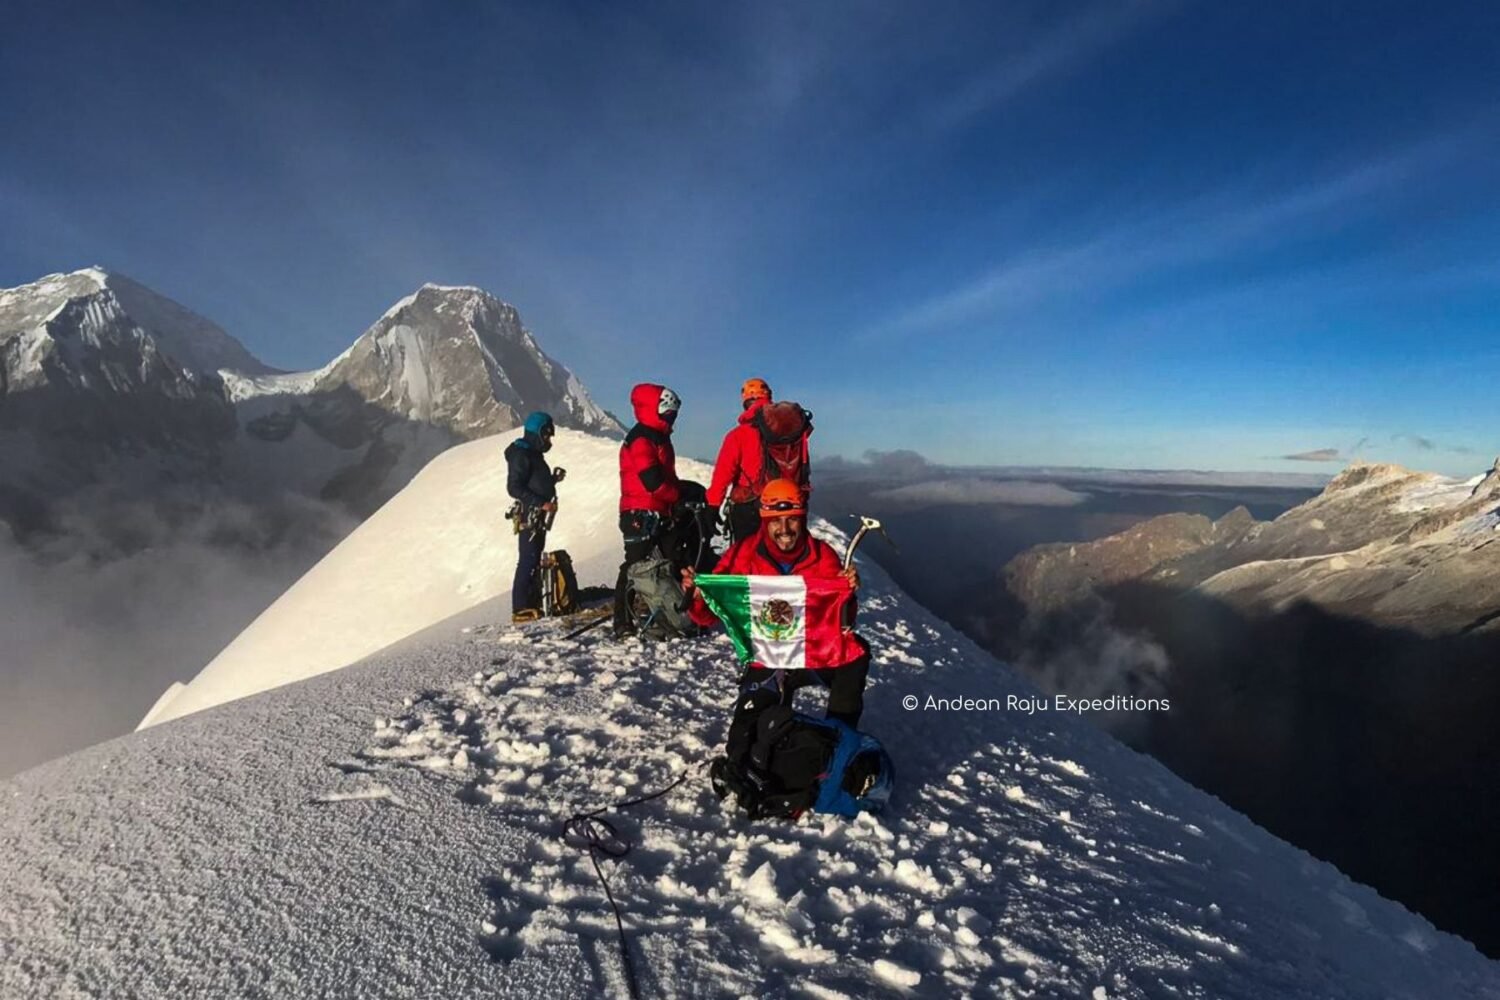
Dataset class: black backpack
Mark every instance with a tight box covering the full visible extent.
[755,402,812,492]
[667,479,720,574]
[713,706,895,820]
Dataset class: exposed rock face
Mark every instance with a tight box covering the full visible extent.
[1006,460,1500,636]
[1005,509,1256,614]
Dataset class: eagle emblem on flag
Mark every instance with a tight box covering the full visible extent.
[752,598,801,641]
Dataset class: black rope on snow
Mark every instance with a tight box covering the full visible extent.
[559,766,701,999]
[561,613,612,641]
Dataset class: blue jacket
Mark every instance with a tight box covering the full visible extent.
[505,431,556,508]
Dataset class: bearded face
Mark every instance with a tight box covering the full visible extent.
[766,514,805,553]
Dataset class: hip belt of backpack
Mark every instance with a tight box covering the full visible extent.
[621,509,662,544]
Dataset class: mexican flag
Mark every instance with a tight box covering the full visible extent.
[693,574,861,669]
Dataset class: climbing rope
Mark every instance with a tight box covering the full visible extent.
[559,764,701,999]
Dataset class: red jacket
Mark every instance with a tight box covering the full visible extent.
[619,383,682,513]
[688,528,848,629]
[707,399,811,507]
[707,397,770,507]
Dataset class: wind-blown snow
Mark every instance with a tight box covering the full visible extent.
[3,534,1495,997]
[1391,473,1486,513]
[218,368,324,401]
[145,430,711,726]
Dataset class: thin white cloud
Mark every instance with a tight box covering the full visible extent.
[863,132,1469,343]
[927,1,1174,133]
[873,478,1090,507]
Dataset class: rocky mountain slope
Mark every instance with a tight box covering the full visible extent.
[1006,459,1500,636]
[997,457,1500,956]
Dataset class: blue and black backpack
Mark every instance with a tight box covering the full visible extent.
[722,706,895,820]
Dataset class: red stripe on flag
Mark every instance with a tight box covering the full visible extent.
[801,576,863,669]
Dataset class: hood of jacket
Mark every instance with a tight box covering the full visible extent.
[630,383,674,433]
[512,429,551,452]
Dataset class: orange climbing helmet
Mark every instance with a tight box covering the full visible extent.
[741,377,772,405]
[759,478,807,518]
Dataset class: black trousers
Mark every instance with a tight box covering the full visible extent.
[725,500,760,544]
[614,510,664,630]
[724,651,870,765]
[512,526,547,613]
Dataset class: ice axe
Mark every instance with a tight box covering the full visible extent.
[543,467,567,530]
[843,515,897,571]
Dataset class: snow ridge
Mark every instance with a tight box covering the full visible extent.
[145,430,658,726]
[4,542,1495,998]
[8,429,1499,997]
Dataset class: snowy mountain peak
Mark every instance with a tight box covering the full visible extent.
[2,265,621,545]
[0,266,273,378]
[0,267,109,339]
[420,281,489,294]
[1320,459,1423,495]
[0,270,242,523]
[314,284,623,439]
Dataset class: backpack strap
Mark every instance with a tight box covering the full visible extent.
[624,424,670,448]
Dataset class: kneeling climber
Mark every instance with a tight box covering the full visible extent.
[681,479,869,776]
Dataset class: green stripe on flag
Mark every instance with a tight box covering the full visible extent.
[694,574,755,663]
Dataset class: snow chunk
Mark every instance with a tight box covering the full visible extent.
[873,958,921,988]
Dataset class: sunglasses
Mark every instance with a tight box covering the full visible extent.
[760,500,804,513]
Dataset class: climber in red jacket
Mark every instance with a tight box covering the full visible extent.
[706,378,813,544]
[613,382,683,635]
[706,377,773,543]
[681,479,868,769]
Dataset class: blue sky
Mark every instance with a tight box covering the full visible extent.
[2,1,1498,474]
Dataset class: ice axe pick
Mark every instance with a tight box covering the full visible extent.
[844,515,897,571]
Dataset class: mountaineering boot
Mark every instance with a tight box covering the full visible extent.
[708,755,774,817]
[708,757,736,800]
[709,756,759,802]
[512,608,541,624]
